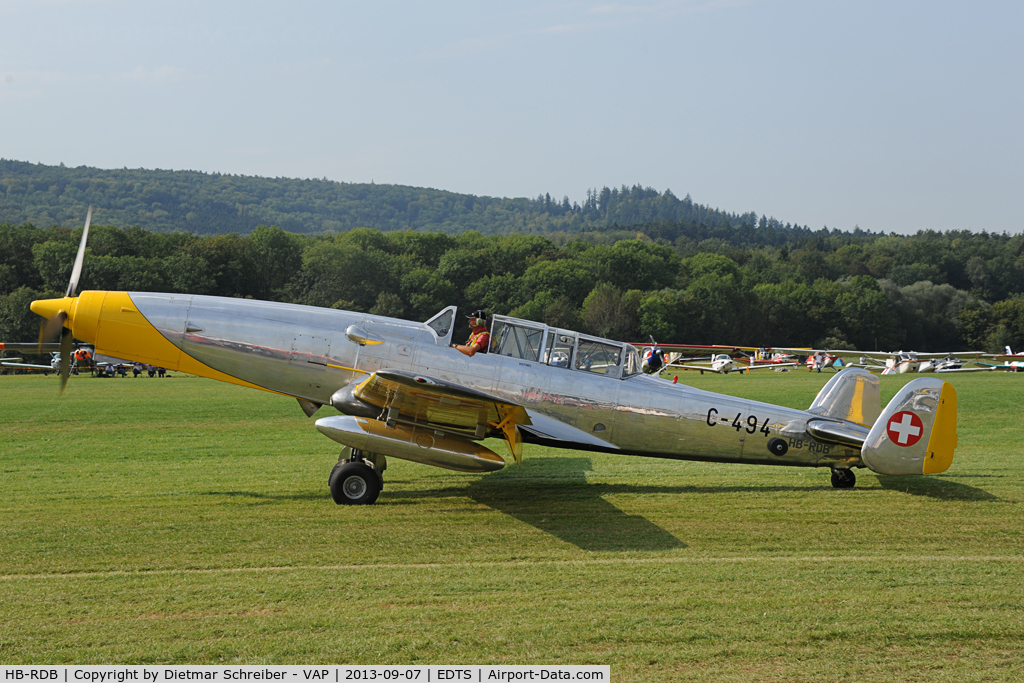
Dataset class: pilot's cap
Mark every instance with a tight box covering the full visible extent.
[467,309,487,322]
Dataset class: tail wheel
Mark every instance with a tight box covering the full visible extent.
[329,460,381,505]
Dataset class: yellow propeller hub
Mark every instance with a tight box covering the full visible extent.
[30,296,76,324]
[30,292,114,345]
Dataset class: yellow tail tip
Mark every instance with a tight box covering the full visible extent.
[923,382,958,474]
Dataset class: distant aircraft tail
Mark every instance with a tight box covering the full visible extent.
[860,378,958,475]
[1007,346,1014,356]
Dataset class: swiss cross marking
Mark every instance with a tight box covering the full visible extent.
[886,411,924,447]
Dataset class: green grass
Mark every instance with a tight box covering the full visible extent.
[1,371,1023,680]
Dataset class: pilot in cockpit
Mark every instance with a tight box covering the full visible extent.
[451,309,490,357]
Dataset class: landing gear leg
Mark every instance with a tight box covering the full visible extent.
[329,447,383,505]
[830,468,856,489]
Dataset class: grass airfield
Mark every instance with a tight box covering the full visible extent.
[1,369,1022,681]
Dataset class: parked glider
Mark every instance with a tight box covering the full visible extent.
[28,210,961,503]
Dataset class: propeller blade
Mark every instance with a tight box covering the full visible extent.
[38,311,67,354]
[59,327,72,394]
[66,205,92,298]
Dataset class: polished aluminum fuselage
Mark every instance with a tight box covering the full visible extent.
[131,293,862,469]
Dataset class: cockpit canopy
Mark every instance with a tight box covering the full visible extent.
[487,315,641,379]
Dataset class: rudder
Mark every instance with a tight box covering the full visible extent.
[861,378,958,475]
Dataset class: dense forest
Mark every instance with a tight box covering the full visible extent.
[2,159,781,236]
[2,221,1022,357]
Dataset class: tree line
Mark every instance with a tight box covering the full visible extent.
[2,221,1022,356]
[3,159,792,237]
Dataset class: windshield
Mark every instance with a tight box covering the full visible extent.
[425,308,454,337]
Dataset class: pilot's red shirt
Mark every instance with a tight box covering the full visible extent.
[468,328,490,353]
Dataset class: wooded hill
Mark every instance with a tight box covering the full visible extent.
[3,158,789,237]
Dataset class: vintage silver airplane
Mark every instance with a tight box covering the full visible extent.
[28,210,960,504]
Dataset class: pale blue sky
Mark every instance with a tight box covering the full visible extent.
[1,0,1021,233]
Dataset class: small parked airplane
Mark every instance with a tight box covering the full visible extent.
[669,353,797,375]
[852,351,985,374]
[27,209,961,503]
[1,352,60,373]
[977,347,1024,372]
[0,342,95,374]
[635,342,797,375]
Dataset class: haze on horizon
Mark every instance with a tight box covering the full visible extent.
[1,0,1020,235]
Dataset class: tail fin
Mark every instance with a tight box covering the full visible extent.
[861,378,958,475]
[1007,346,1014,356]
[808,367,880,427]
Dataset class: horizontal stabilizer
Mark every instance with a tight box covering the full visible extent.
[806,419,870,448]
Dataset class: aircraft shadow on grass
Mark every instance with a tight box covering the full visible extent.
[464,457,687,551]
[875,475,999,501]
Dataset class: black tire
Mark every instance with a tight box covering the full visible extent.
[330,461,381,505]
[328,460,343,487]
[830,468,856,489]
[767,438,789,457]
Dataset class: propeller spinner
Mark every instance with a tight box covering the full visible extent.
[34,206,92,394]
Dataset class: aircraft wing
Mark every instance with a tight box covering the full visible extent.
[0,342,60,352]
[742,362,798,371]
[668,363,722,373]
[636,343,748,356]
[766,346,867,359]
[1,361,54,370]
[934,365,999,373]
[975,362,1022,371]
[351,369,531,463]
[916,351,985,358]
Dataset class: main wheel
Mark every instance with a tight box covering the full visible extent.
[330,461,381,505]
[830,468,856,489]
